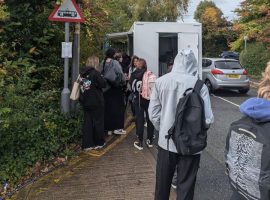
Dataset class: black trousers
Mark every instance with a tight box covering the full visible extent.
[155,147,201,200]
[134,98,154,142]
[82,107,105,148]
[127,91,136,117]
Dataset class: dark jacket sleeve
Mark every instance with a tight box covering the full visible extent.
[95,70,107,89]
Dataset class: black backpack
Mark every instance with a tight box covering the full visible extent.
[166,80,207,155]
[225,117,270,200]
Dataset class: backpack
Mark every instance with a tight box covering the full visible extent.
[166,80,207,155]
[141,70,157,100]
[225,117,270,200]
[102,60,124,87]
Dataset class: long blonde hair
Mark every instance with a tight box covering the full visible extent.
[86,56,99,69]
[258,61,270,100]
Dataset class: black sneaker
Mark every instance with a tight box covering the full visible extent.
[134,141,143,150]
[146,139,153,148]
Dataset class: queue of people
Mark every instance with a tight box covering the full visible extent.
[76,47,270,200]
[78,48,156,152]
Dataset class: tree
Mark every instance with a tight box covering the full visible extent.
[131,0,189,22]
[194,0,218,21]
[231,0,270,51]
[194,0,234,56]
[79,0,190,62]
[230,0,270,76]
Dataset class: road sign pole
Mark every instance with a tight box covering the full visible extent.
[71,22,80,111]
[61,22,71,113]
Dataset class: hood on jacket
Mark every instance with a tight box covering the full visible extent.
[171,49,198,76]
[81,67,95,78]
[240,97,270,123]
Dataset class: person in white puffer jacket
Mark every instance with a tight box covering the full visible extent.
[149,49,214,200]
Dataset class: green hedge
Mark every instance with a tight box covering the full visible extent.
[240,42,270,76]
[0,1,85,187]
[0,89,82,184]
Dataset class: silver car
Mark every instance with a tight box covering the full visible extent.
[202,58,250,94]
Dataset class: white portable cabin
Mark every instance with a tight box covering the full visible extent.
[107,22,202,78]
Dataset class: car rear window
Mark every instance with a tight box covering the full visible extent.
[215,61,242,69]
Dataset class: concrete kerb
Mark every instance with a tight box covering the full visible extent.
[249,76,260,89]
[10,117,136,200]
[250,80,259,89]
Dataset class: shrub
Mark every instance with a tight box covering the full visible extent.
[240,42,270,76]
[0,2,83,186]
[0,89,82,184]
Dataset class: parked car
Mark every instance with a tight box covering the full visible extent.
[202,58,250,94]
[220,51,239,60]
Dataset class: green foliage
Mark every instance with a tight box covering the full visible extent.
[131,0,189,22]
[231,0,270,51]
[194,0,220,21]
[240,42,270,76]
[194,0,235,56]
[0,3,9,21]
[0,89,82,184]
[79,0,190,63]
[0,1,82,186]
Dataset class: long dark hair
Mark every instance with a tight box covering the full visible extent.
[103,48,116,69]
[114,52,122,62]
[138,58,147,70]
[129,55,139,69]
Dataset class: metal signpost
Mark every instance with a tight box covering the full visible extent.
[49,0,85,113]
[244,36,248,51]
[61,22,71,113]
[71,22,80,111]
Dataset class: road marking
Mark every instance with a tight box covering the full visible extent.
[212,94,240,108]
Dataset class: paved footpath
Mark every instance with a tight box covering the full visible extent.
[12,125,178,200]
[12,119,233,200]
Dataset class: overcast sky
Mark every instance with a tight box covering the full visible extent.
[181,0,243,22]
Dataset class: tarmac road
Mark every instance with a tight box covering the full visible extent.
[146,88,257,200]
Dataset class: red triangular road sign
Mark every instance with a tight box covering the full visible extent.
[49,0,85,23]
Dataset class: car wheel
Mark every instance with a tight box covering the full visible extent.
[239,89,249,94]
[205,80,213,93]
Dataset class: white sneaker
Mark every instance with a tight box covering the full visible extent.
[171,183,177,189]
[146,139,153,148]
[95,143,106,150]
[108,131,113,136]
[113,129,127,135]
[134,141,143,150]
[84,147,95,151]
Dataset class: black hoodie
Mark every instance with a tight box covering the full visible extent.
[129,68,146,99]
[79,67,107,109]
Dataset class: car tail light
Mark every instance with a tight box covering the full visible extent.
[243,69,248,75]
[211,69,224,75]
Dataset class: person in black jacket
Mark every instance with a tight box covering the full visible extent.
[130,58,155,150]
[79,56,107,151]
[102,48,126,135]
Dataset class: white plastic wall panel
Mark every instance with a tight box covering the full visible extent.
[132,22,202,77]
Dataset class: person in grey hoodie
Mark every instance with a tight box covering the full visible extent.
[149,49,214,200]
